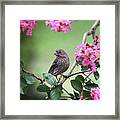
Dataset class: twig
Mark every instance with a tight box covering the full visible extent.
[61,20,100,84]
[60,70,91,84]
[67,70,91,78]
[82,20,100,43]
[84,72,92,81]
[83,73,92,81]
[22,69,43,83]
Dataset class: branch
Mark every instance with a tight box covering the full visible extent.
[60,70,91,84]
[65,70,91,78]
[61,20,100,84]
[82,20,100,43]
[22,69,43,83]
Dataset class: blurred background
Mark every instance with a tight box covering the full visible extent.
[20,20,100,100]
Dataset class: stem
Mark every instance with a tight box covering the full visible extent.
[82,20,100,43]
[84,72,92,81]
[83,73,92,81]
[84,72,95,83]
[22,69,43,83]
[67,70,91,78]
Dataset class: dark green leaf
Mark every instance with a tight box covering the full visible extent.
[84,83,98,90]
[20,61,24,71]
[85,80,91,85]
[81,66,89,71]
[75,75,84,83]
[50,86,62,100]
[20,78,27,88]
[43,73,57,86]
[74,91,80,100]
[20,88,24,94]
[21,71,37,85]
[68,93,74,99]
[20,78,27,94]
[83,90,91,98]
[37,84,50,92]
[94,71,99,80]
[71,80,82,93]
[96,63,100,68]
[24,73,36,84]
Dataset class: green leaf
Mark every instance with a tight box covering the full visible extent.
[43,73,57,86]
[85,80,91,85]
[75,75,84,83]
[84,83,98,90]
[81,66,89,71]
[20,61,24,69]
[96,63,100,68]
[20,61,24,72]
[20,78,27,88]
[21,71,37,85]
[50,86,62,100]
[24,73,36,84]
[94,71,99,80]
[73,91,80,100]
[37,84,50,92]
[83,90,91,98]
[20,88,24,94]
[68,93,74,99]
[20,78,27,94]
[71,80,82,93]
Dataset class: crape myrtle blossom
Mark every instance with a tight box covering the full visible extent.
[80,87,100,100]
[45,20,72,33]
[75,36,100,73]
[90,87,100,100]
[20,20,37,36]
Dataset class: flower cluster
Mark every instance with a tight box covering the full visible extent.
[90,87,100,100]
[20,20,37,36]
[75,36,100,73]
[45,20,72,33]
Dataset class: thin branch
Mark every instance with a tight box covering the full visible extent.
[82,20,100,43]
[84,72,92,81]
[83,73,92,81]
[22,69,43,83]
[67,70,91,78]
[61,20,100,84]
[83,72,95,83]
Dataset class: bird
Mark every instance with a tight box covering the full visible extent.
[48,49,70,76]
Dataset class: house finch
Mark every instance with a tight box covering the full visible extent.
[48,49,70,76]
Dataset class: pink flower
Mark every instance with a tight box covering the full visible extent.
[45,20,72,33]
[79,95,85,100]
[90,87,100,100]
[20,20,37,36]
[75,36,100,73]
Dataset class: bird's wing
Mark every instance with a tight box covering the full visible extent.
[48,58,59,75]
